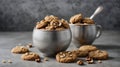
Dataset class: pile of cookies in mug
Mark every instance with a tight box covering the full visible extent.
[36,15,69,31]
[11,14,108,65]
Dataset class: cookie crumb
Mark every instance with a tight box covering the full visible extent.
[98,60,102,63]
[44,57,49,61]
[35,59,41,63]
[26,43,32,48]
[87,59,94,64]
[86,57,92,61]
[8,60,12,63]
[77,60,84,65]
[2,60,6,63]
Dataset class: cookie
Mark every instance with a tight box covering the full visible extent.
[56,51,77,63]
[82,18,94,24]
[44,15,58,22]
[45,25,54,31]
[50,20,60,28]
[73,50,88,57]
[89,50,108,60]
[11,46,29,54]
[70,14,83,24]
[79,45,97,52]
[60,19,69,28]
[21,52,40,61]
[36,20,49,29]
[55,27,65,31]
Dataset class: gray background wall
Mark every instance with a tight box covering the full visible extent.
[0,0,120,31]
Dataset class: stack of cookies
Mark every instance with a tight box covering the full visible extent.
[56,45,109,65]
[70,14,95,24]
[36,15,69,31]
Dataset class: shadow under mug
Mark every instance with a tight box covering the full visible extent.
[69,24,102,48]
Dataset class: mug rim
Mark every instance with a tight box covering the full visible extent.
[33,27,70,32]
[69,23,96,26]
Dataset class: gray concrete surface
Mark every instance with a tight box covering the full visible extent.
[0,31,120,67]
[0,0,120,31]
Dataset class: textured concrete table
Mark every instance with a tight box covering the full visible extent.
[0,31,120,67]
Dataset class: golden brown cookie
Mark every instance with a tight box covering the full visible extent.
[55,27,65,31]
[79,45,97,52]
[70,14,83,24]
[50,20,60,28]
[45,25,54,31]
[11,46,29,54]
[89,50,108,60]
[73,50,89,57]
[56,51,77,63]
[82,18,94,24]
[44,15,58,22]
[36,20,49,29]
[60,19,69,28]
[21,52,40,61]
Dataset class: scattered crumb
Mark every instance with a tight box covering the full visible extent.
[98,60,102,63]
[86,57,92,61]
[26,43,32,48]
[77,60,84,65]
[8,60,12,63]
[87,59,94,64]
[44,57,49,61]
[2,60,6,63]
[35,59,41,63]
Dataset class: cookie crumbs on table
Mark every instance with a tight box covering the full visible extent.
[44,57,49,61]
[8,60,12,63]
[35,59,41,63]
[85,56,93,61]
[98,60,102,63]
[77,60,84,65]
[26,43,33,48]
[87,59,94,64]
[2,60,6,63]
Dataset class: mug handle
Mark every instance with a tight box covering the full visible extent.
[96,25,102,38]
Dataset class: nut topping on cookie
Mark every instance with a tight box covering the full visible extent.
[56,51,77,63]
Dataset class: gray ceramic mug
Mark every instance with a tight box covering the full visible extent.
[33,28,72,57]
[69,24,102,48]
